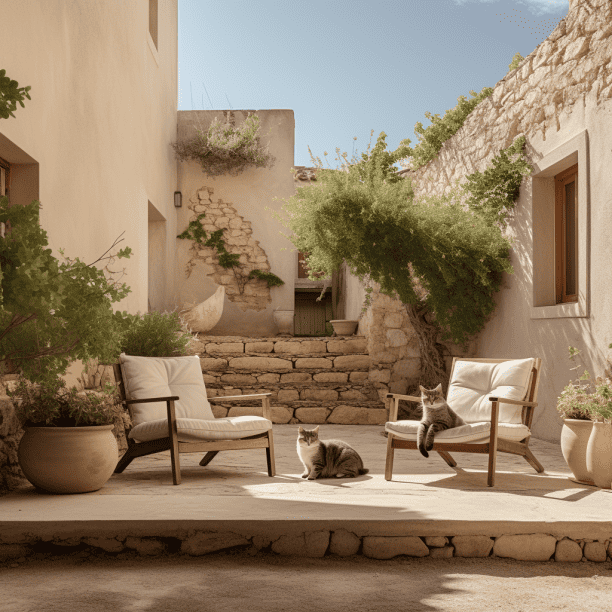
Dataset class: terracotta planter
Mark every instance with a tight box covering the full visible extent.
[18,425,118,494]
[586,421,612,489]
[273,310,294,336]
[560,419,594,485]
[330,320,359,336]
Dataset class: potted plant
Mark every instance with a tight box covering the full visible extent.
[557,345,612,486]
[8,377,130,493]
[585,375,612,489]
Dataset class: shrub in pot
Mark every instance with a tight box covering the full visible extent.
[585,377,612,489]
[8,377,130,494]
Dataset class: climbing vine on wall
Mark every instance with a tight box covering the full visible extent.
[177,214,284,294]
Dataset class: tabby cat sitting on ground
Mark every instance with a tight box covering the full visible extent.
[297,426,369,480]
[417,384,465,458]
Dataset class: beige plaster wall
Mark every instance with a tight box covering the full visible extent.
[0,0,179,319]
[175,110,296,336]
[405,0,612,441]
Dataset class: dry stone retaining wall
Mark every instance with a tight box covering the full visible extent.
[2,531,612,564]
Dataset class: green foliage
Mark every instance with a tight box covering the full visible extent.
[248,269,285,287]
[8,376,129,428]
[508,52,524,72]
[171,113,275,177]
[279,132,530,347]
[0,196,132,384]
[403,87,494,170]
[0,69,31,119]
[177,212,284,289]
[461,135,533,227]
[557,346,612,422]
[113,310,196,358]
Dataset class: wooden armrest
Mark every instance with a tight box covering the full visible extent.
[210,393,272,401]
[488,396,538,407]
[124,396,179,405]
[386,393,421,403]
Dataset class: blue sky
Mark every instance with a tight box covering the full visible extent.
[178,0,570,167]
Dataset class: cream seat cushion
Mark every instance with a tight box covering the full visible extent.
[119,354,271,443]
[385,420,531,444]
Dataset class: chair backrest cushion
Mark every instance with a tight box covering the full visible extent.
[119,354,214,426]
[447,358,535,424]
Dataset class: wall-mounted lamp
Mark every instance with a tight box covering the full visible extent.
[174,191,182,208]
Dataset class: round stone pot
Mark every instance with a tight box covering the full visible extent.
[273,310,294,336]
[18,425,118,494]
[560,418,594,485]
[586,421,612,489]
[330,320,359,336]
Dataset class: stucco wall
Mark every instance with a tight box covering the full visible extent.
[0,0,178,318]
[404,0,612,441]
[175,110,296,336]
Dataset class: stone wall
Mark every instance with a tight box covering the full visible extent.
[0,376,24,493]
[181,186,274,312]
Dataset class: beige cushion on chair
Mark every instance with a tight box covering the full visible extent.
[446,358,534,424]
[385,420,531,443]
[119,354,272,443]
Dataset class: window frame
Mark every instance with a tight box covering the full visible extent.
[554,163,578,304]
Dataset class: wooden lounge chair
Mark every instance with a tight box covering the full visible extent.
[112,354,275,485]
[384,357,544,487]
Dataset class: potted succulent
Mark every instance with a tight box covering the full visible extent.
[557,345,612,487]
[8,377,130,493]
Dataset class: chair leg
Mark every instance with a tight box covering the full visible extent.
[199,451,219,467]
[437,450,457,468]
[385,433,395,481]
[115,448,137,474]
[169,435,181,486]
[523,448,545,473]
[266,430,276,477]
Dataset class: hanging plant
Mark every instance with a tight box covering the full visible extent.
[0,69,31,119]
[171,113,275,177]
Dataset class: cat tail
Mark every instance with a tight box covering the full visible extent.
[417,422,429,458]
[358,468,369,475]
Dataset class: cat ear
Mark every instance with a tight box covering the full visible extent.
[435,383,443,392]
[314,425,319,433]
[419,385,426,392]
[298,426,304,433]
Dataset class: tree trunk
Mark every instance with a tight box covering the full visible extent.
[404,301,448,393]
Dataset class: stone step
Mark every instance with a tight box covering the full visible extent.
[197,354,372,373]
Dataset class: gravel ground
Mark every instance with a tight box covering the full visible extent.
[2,549,612,612]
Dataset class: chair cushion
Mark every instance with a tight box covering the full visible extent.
[385,420,531,443]
[129,415,273,443]
[447,358,534,424]
[119,354,214,426]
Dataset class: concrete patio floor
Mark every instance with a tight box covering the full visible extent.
[2,424,611,545]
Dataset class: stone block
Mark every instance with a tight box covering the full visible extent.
[275,341,327,354]
[83,537,125,553]
[220,374,257,386]
[305,531,330,557]
[368,369,391,384]
[302,389,338,401]
[295,358,332,369]
[206,343,244,354]
[271,532,329,557]
[211,405,228,418]
[451,536,494,558]
[429,546,454,559]
[385,329,407,348]
[229,357,292,371]
[252,535,272,550]
[339,390,367,401]
[313,372,348,383]
[227,406,263,418]
[246,342,274,353]
[350,372,369,383]
[334,355,371,370]
[330,530,361,556]
[281,373,312,382]
[383,313,404,328]
[391,359,420,380]
[295,407,329,423]
[181,532,250,556]
[583,541,607,562]
[327,406,387,425]
[0,543,31,561]
[257,373,281,383]
[327,339,368,353]
[199,357,227,371]
[564,36,590,62]
[493,534,556,561]
[202,374,217,385]
[124,537,165,556]
[555,539,583,563]
[271,406,293,423]
[362,536,428,559]
[424,536,448,548]
[370,351,398,364]
[277,390,300,402]
[389,380,408,395]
